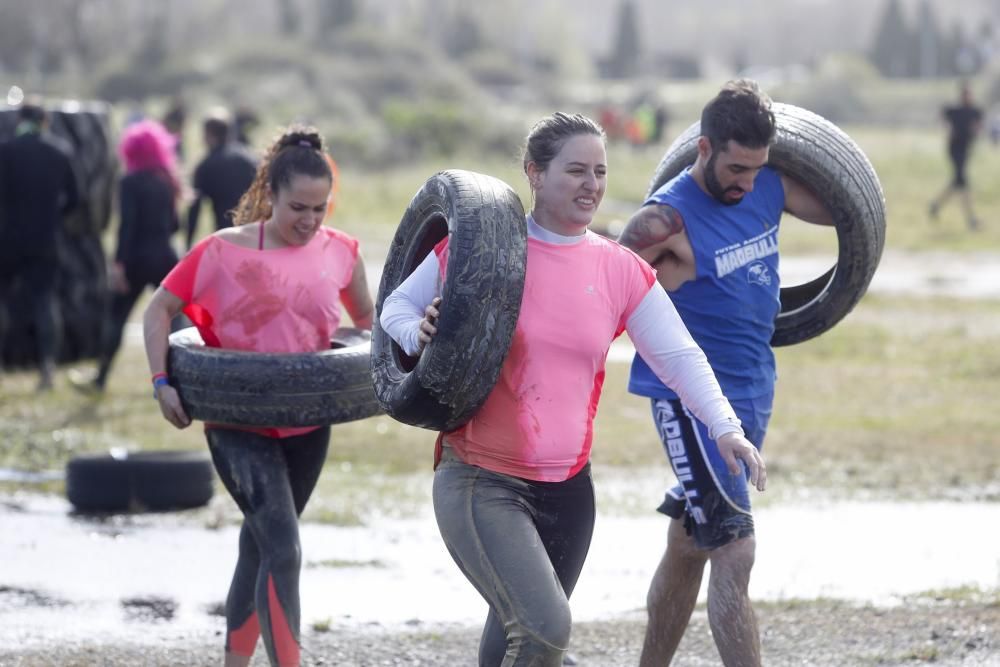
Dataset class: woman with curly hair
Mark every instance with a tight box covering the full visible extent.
[142,125,374,667]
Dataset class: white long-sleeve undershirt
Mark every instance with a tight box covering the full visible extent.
[379,219,743,441]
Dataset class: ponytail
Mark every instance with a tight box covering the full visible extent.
[231,124,332,225]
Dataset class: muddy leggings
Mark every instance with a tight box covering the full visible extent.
[95,253,176,387]
[0,254,60,369]
[433,448,595,667]
[206,426,330,667]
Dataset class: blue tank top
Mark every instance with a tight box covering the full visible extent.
[628,167,785,400]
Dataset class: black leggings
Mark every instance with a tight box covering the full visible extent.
[0,254,60,368]
[96,255,175,386]
[207,426,330,667]
[433,448,596,666]
[949,142,970,188]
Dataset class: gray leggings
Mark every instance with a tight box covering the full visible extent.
[433,449,595,667]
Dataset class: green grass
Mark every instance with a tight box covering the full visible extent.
[907,585,1000,606]
[310,618,333,633]
[180,118,1000,257]
[591,294,1000,503]
[322,123,1000,259]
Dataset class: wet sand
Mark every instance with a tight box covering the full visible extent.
[2,598,998,666]
[2,493,999,666]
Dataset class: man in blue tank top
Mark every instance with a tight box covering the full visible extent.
[617,79,832,666]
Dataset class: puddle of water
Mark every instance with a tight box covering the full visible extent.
[603,252,1000,364]
[1,492,997,648]
[780,251,1000,301]
[0,468,64,483]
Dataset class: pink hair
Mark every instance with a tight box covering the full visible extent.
[118,119,181,198]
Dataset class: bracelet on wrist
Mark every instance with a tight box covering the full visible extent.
[152,374,170,399]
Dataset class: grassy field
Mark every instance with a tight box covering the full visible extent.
[1,123,999,522]
[329,122,1000,257]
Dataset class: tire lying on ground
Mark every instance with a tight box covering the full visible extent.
[647,102,886,347]
[66,450,214,513]
[167,327,382,427]
[371,170,527,432]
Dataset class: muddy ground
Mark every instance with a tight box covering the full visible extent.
[1,596,998,666]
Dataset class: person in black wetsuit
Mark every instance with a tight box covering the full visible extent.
[73,119,181,392]
[0,102,79,390]
[162,99,187,161]
[185,111,258,249]
[929,82,984,230]
[234,105,260,147]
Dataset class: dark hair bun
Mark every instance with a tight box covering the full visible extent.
[278,126,323,152]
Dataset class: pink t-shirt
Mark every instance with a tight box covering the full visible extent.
[162,225,359,438]
[438,231,656,482]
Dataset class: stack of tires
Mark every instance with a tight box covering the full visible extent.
[0,100,117,367]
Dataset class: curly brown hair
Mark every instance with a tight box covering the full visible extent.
[231,124,332,226]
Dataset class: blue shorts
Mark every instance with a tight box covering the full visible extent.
[650,393,772,550]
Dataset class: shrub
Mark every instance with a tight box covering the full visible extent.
[380,99,478,159]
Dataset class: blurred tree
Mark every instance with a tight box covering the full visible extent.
[604,0,641,79]
[870,0,913,77]
[66,0,100,68]
[916,1,942,78]
[443,9,484,58]
[976,19,997,66]
[950,22,980,75]
[938,21,959,76]
[0,0,36,73]
[318,0,359,33]
[277,0,301,35]
[136,3,170,70]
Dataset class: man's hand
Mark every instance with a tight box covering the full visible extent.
[716,432,766,491]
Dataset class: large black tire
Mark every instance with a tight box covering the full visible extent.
[66,450,214,513]
[647,103,886,347]
[167,327,382,427]
[47,102,117,237]
[371,170,527,432]
[0,101,116,368]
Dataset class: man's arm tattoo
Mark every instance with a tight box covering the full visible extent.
[617,204,684,251]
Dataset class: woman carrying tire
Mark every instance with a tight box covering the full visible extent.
[142,125,374,667]
[379,112,762,666]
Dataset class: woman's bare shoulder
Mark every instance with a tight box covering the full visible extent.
[213,223,259,248]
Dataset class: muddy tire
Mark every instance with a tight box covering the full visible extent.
[647,103,886,347]
[66,450,214,513]
[371,170,527,431]
[46,102,117,236]
[167,327,382,427]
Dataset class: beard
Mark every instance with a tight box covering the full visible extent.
[704,151,746,206]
